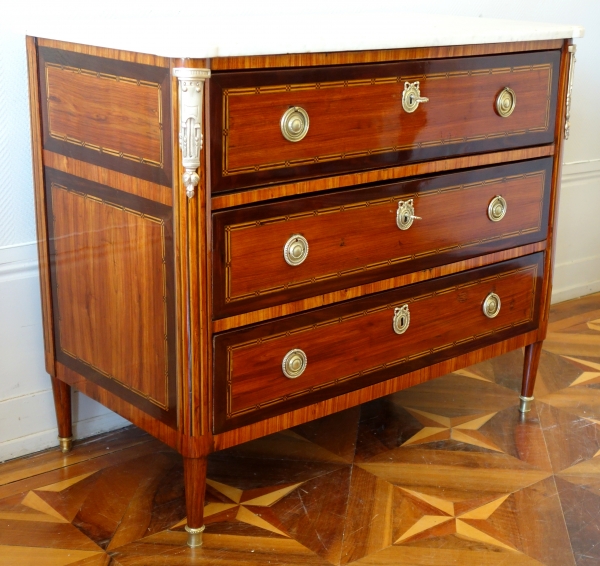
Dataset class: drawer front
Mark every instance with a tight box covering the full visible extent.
[213,158,551,318]
[214,253,543,432]
[209,50,560,193]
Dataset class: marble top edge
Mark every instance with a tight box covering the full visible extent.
[20,13,584,59]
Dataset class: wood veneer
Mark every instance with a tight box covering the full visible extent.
[211,146,555,210]
[209,39,565,70]
[210,50,560,192]
[214,253,543,431]
[213,241,546,332]
[26,36,55,376]
[38,47,173,186]
[43,150,173,206]
[45,168,177,426]
[213,158,552,318]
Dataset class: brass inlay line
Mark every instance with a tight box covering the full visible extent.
[222,64,552,176]
[51,183,170,410]
[225,264,538,418]
[224,171,545,303]
[45,63,164,168]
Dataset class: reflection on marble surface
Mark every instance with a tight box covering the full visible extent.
[1,292,599,565]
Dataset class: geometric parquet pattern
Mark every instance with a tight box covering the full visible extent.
[1,292,599,565]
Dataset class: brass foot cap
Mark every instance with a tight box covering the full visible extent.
[58,436,73,453]
[519,395,534,413]
[185,524,205,548]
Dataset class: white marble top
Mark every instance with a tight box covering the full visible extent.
[21,11,584,59]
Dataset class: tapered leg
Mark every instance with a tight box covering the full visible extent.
[50,375,73,452]
[520,341,544,413]
[184,456,208,548]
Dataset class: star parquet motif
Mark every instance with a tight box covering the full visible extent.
[1,292,599,565]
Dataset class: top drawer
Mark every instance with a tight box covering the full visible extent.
[209,50,560,193]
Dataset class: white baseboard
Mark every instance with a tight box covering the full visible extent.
[552,161,600,303]
[0,389,129,463]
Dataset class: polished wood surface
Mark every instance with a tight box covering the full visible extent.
[184,457,208,532]
[210,51,559,192]
[3,292,598,565]
[522,340,544,399]
[211,146,555,210]
[38,47,172,186]
[43,150,173,206]
[214,159,551,317]
[26,36,56,376]
[214,242,546,332]
[50,375,72,441]
[37,37,171,67]
[540,40,573,329]
[214,254,543,431]
[46,169,177,426]
[210,39,565,70]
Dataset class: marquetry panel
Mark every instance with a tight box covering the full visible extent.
[210,50,560,192]
[38,47,172,186]
[214,254,543,432]
[213,158,552,318]
[45,168,177,426]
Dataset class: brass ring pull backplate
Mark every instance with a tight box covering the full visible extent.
[402,81,429,113]
[483,292,501,319]
[282,349,307,379]
[281,106,310,142]
[393,304,411,335]
[397,199,421,230]
[488,195,507,222]
[496,87,516,118]
[284,234,309,266]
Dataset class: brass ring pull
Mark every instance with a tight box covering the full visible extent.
[397,199,421,230]
[488,195,507,222]
[284,235,309,266]
[282,349,307,379]
[393,304,411,335]
[402,81,429,113]
[496,87,516,118]
[483,292,501,319]
[281,106,309,142]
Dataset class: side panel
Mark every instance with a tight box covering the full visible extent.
[45,168,178,426]
[38,47,172,186]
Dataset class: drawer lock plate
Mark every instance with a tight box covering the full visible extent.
[397,199,421,230]
[402,81,429,113]
[393,304,411,335]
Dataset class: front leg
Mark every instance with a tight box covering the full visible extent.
[520,341,544,412]
[183,456,208,547]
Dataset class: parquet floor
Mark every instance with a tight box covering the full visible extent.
[1,293,600,565]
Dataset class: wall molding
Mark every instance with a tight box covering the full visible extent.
[0,242,39,283]
[0,389,129,463]
[560,159,600,187]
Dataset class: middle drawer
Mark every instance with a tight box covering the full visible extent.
[213,158,552,318]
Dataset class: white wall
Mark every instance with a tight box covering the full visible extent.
[0,0,598,460]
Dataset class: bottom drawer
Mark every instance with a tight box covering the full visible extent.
[214,253,543,432]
